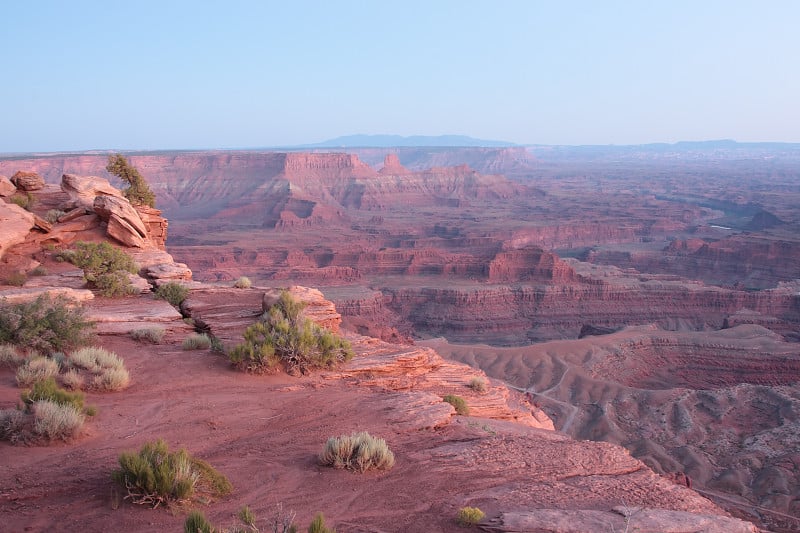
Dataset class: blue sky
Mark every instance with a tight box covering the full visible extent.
[2,1,799,152]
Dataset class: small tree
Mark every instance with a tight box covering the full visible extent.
[106,154,156,208]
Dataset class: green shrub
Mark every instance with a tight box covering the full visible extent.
[32,400,85,441]
[21,377,85,411]
[16,357,60,387]
[0,294,93,354]
[113,439,232,508]
[229,291,353,374]
[6,271,27,286]
[457,506,485,526]
[130,327,166,344]
[183,333,212,350]
[467,377,487,393]
[155,282,189,307]
[0,344,26,368]
[30,265,48,276]
[319,431,394,473]
[184,511,215,533]
[307,513,336,533]
[65,241,139,297]
[443,394,470,415]
[106,154,156,207]
[233,276,252,289]
[45,209,66,223]
[10,192,34,211]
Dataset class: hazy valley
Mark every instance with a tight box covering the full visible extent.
[1,142,799,531]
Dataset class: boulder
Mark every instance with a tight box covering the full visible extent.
[145,262,193,281]
[0,202,35,260]
[10,171,45,191]
[0,286,94,305]
[93,195,148,248]
[61,174,123,208]
[0,175,15,197]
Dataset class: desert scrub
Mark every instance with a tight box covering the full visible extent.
[6,271,27,286]
[0,344,26,368]
[30,265,48,276]
[64,241,139,297]
[113,439,232,508]
[16,357,60,387]
[45,208,66,223]
[68,346,130,391]
[32,399,85,441]
[233,276,252,289]
[0,294,94,354]
[229,291,353,374]
[155,281,189,307]
[184,511,215,533]
[457,506,485,526]
[307,513,336,533]
[130,327,165,344]
[467,377,487,393]
[183,333,212,350]
[61,368,85,390]
[443,394,470,415]
[319,431,394,473]
[0,408,26,442]
[10,191,34,211]
[21,377,86,411]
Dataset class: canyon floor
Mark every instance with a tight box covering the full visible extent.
[2,144,799,531]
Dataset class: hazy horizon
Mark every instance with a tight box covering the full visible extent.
[3,1,799,152]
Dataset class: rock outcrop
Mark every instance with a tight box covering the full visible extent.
[0,202,35,261]
[61,173,123,208]
[10,170,44,191]
[93,195,149,248]
[0,175,14,197]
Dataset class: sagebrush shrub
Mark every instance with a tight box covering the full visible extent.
[130,327,165,344]
[229,291,353,374]
[93,367,130,391]
[0,294,94,354]
[319,431,394,473]
[66,241,139,297]
[0,344,26,368]
[457,506,485,526]
[7,271,27,286]
[183,333,211,350]
[467,377,487,393]
[61,369,85,390]
[233,276,252,289]
[68,347,129,391]
[45,209,66,223]
[70,346,124,372]
[0,408,26,441]
[443,394,470,415]
[155,282,189,307]
[32,400,84,441]
[16,357,60,387]
[113,439,232,508]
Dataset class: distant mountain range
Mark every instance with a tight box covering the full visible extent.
[300,134,516,148]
